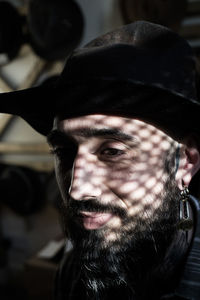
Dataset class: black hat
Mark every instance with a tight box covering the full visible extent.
[0,21,199,138]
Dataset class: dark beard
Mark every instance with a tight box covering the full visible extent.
[58,179,180,299]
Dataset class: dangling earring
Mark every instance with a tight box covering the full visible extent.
[178,186,193,231]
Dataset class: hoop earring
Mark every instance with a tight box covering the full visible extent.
[178,186,193,231]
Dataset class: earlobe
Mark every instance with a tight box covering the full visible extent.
[175,137,200,189]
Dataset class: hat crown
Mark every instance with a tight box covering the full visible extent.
[60,21,197,103]
[86,21,171,48]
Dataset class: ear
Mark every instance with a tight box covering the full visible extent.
[175,136,200,189]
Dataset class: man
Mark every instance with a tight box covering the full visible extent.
[0,21,200,299]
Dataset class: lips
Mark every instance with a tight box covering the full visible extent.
[80,211,113,230]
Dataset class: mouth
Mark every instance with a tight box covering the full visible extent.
[79,211,114,230]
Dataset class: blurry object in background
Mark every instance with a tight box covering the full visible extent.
[0,0,84,65]
[27,0,84,61]
[0,1,24,65]
[0,164,47,216]
[180,0,200,56]
[120,0,187,32]
[25,237,65,300]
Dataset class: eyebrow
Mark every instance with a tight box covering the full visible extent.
[47,128,139,146]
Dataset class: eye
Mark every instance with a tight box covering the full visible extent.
[100,148,125,157]
[98,143,128,162]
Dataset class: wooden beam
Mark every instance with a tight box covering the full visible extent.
[0,160,54,172]
[0,114,14,133]
[0,142,51,154]
[0,77,12,92]
[18,58,46,90]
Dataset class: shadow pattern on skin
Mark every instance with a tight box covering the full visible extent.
[48,116,193,299]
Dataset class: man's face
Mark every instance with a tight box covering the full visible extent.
[48,114,179,248]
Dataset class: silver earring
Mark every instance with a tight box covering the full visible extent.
[178,186,193,231]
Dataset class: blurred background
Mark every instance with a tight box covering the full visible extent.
[0,0,200,299]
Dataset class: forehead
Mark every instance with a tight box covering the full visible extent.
[54,114,174,144]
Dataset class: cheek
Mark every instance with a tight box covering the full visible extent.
[106,156,167,215]
[107,154,166,194]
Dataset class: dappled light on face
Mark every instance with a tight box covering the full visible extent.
[129,186,146,199]
[118,181,139,194]
[145,177,157,189]
[51,114,182,246]
[128,203,147,218]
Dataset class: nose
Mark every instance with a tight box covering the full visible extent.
[69,151,102,201]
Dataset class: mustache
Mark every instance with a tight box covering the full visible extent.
[66,197,127,218]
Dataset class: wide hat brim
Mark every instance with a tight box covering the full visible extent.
[0,20,200,138]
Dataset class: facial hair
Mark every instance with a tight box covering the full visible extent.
[58,178,180,299]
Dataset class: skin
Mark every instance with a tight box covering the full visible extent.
[47,114,200,245]
[48,114,200,300]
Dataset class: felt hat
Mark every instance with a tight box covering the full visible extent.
[0,20,199,139]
